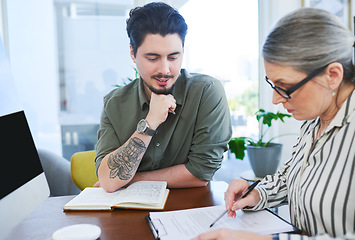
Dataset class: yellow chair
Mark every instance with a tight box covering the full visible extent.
[70,150,99,191]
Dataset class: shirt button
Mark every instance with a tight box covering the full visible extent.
[156,142,160,147]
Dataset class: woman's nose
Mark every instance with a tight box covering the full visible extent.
[272,90,287,105]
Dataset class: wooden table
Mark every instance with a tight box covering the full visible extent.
[4,181,228,240]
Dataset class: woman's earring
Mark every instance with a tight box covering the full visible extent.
[332,92,336,96]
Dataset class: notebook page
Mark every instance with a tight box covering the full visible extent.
[117,181,167,204]
[64,187,123,208]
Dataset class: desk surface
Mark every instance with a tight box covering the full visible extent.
[4,181,228,240]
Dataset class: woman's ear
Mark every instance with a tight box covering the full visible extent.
[130,45,136,63]
[325,62,344,90]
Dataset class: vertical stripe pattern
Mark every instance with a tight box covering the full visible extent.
[253,90,355,240]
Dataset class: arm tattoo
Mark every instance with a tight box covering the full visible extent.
[107,137,146,180]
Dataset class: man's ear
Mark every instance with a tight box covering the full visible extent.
[325,62,343,90]
[130,45,136,63]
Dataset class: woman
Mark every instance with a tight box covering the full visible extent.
[194,8,355,240]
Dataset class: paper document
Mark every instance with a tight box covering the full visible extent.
[148,205,294,240]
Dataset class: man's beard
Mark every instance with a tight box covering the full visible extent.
[143,74,175,95]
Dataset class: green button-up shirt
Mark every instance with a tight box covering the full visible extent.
[95,69,232,181]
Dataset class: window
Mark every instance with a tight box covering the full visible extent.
[55,2,134,159]
[55,0,259,159]
[180,0,259,139]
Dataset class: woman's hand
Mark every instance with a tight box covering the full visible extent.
[225,179,261,218]
[192,229,272,240]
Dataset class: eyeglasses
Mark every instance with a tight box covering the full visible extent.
[265,65,328,99]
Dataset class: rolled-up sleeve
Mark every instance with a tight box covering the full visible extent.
[185,79,232,181]
[94,102,122,175]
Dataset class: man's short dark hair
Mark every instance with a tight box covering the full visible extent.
[126,2,188,56]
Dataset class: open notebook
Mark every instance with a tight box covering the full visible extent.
[64,181,169,211]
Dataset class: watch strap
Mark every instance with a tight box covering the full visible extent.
[144,127,157,136]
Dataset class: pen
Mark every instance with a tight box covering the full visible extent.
[145,216,160,239]
[168,108,176,114]
[209,179,261,228]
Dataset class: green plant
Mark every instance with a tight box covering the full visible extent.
[228,109,292,160]
[114,67,139,87]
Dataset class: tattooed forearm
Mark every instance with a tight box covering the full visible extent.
[107,137,146,180]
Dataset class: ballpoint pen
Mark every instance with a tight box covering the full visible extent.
[168,108,176,114]
[209,179,261,228]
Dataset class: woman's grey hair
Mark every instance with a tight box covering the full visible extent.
[262,8,355,84]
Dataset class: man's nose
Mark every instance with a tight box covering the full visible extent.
[157,59,170,75]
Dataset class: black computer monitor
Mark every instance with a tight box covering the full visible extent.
[0,37,49,238]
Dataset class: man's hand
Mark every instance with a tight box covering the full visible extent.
[146,93,176,129]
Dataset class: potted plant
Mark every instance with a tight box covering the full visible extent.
[228,109,292,178]
[114,67,138,87]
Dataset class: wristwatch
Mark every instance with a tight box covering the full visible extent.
[137,119,157,136]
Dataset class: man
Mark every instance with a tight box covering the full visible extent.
[95,2,232,193]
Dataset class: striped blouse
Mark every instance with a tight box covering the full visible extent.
[253,90,355,240]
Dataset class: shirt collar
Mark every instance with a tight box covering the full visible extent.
[321,89,355,131]
[172,69,188,106]
[342,89,355,124]
[138,78,149,111]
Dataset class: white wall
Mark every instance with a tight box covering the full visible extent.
[0,0,8,56]
[6,0,62,154]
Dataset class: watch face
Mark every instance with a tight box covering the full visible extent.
[137,119,147,133]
